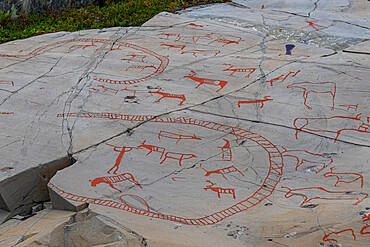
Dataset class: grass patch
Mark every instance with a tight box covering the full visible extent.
[0,0,229,44]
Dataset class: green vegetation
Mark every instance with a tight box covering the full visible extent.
[0,0,228,44]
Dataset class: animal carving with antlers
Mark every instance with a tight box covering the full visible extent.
[184,71,228,92]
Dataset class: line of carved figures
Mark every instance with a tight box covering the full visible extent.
[88,129,366,206]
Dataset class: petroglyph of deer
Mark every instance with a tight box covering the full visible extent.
[204,180,236,199]
[89,173,142,192]
[287,81,336,110]
[136,140,165,159]
[222,64,256,78]
[184,71,228,92]
[151,90,187,106]
[160,152,197,166]
[199,164,244,180]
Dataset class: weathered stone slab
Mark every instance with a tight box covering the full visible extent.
[0,2,369,246]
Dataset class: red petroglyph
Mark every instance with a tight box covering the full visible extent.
[360,214,370,235]
[158,130,201,143]
[222,64,256,78]
[184,71,228,92]
[160,44,186,50]
[0,112,14,115]
[178,33,215,43]
[180,49,220,57]
[136,140,166,159]
[208,35,243,47]
[151,90,187,106]
[121,54,147,63]
[281,186,368,206]
[324,168,364,188]
[160,152,197,166]
[302,20,326,30]
[199,164,244,180]
[126,65,157,71]
[339,104,358,111]
[157,32,181,40]
[238,96,273,108]
[217,138,232,161]
[52,114,284,225]
[105,143,135,174]
[287,81,336,110]
[185,23,206,28]
[90,85,120,95]
[89,173,142,192]
[281,148,333,174]
[293,113,370,142]
[204,180,236,199]
[323,229,356,242]
[267,70,300,86]
[69,40,97,50]
[0,80,14,86]
[172,177,186,181]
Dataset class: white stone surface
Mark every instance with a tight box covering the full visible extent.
[0,1,369,246]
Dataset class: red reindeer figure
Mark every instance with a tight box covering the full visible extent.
[136,140,166,159]
[184,71,228,92]
[324,167,364,188]
[208,35,243,47]
[238,96,273,108]
[160,152,197,166]
[287,81,336,110]
[151,90,187,106]
[222,64,256,78]
[105,144,136,174]
[218,138,232,161]
[267,70,300,86]
[199,164,244,180]
[204,180,236,199]
[89,173,142,192]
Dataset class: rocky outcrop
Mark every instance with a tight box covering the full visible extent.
[0,1,369,246]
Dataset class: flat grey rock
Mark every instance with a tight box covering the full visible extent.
[0,2,369,246]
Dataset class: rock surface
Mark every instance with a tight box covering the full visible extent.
[0,1,369,246]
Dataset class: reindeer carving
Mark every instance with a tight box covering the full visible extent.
[184,71,228,92]
[222,64,256,78]
[287,81,336,110]
[199,164,244,180]
[136,140,166,159]
[204,180,236,199]
[89,173,142,192]
[151,90,186,106]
